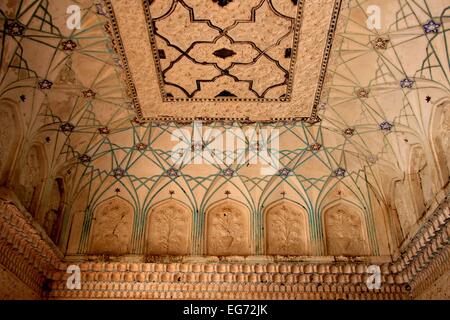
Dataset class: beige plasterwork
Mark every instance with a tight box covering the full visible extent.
[106,0,343,121]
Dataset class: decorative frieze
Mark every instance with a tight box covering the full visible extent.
[0,195,449,300]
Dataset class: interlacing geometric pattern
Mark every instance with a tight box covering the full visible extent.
[0,0,448,262]
[142,0,304,101]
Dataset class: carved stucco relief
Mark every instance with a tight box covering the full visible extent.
[206,201,251,256]
[146,202,191,255]
[408,146,437,217]
[324,204,368,256]
[89,197,133,255]
[266,202,309,255]
[43,179,60,237]
[412,147,435,205]
[394,180,417,235]
[43,178,65,244]
[15,145,44,213]
[0,107,15,183]
[441,107,450,173]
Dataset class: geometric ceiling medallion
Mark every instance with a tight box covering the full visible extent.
[423,20,441,34]
[400,78,414,89]
[334,167,347,178]
[61,39,77,51]
[222,167,236,177]
[310,143,322,151]
[38,79,53,90]
[356,88,370,99]
[278,167,293,177]
[112,167,126,179]
[4,19,26,36]
[344,128,355,137]
[104,0,344,122]
[379,121,394,132]
[372,37,389,50]
[59,122,75,134]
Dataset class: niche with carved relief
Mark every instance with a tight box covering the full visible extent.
[434,106,450,180]
[265,201,309,255]
[88,197,133,255]
[15,145,46,215]
[146,201,191,255]
[393,180,417,237]
[206,200,251,256]
[323,203,369,256]
[43,178,65,244]
[409,146,434,213]
[0,104,21,184]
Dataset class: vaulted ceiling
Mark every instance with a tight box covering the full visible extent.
[0,0,449,260]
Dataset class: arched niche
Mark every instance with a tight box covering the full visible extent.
[323,202,369,256]
[265,201,309,255]
[88,197,134,256]
[146,200,191,255]
[14,144,46,215]
[43,177,65,244]
[206,200,251,256]
[0,102,22,185]
[408,146,433,213]
[392,179,417,237]
[431,103,450,183]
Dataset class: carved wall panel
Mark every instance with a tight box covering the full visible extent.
[146,201,191,255]
[409,147,429,214]
[394,180,417,236]
[15,145,45,214]
[206,201,251,256]
[265,202,309,255]
[89,197,133,255]
[0,106,19,184]
[43,178,65,244]
[433,136,449,187]
[324,203,368,256]
[441,107,450,174]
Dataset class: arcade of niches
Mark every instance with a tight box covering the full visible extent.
[0,0,449,300]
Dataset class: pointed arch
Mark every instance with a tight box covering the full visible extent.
[429,100,450,186]
[14,144,47,216]
[408,145,430,215]
[264,200,310,255]
[42,177,66,245]
[205,199,251,256]
[323,202,370,256]
[145,199,192,255]
[0,100,23,185]
[88,196,134,255]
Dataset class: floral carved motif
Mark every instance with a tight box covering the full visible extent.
[146,202,191,255]
[15,146,44,212]
[324,205,368,256]
[441,107,450,172]
[89,197,133,255]
[266,202,308,255]
[207,202,250,256]
[0,109,14,182]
